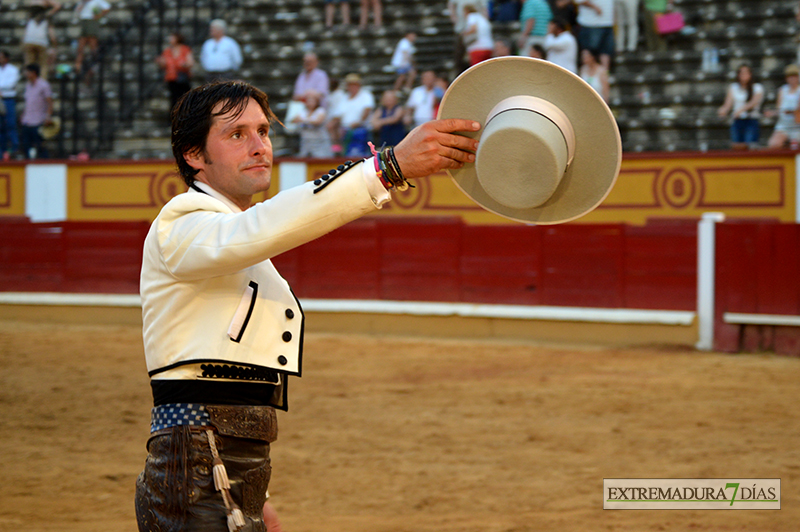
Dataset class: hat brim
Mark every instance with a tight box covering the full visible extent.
[39,117,61,140]
[437,57,621,224]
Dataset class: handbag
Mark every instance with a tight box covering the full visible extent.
[654,11,685,35]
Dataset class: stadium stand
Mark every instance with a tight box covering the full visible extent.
[0,0,798,158]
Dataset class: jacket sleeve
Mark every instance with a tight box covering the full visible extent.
[156,161,388,281]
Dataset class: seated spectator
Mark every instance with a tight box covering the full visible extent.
[462,3,494,66]
[327,73,374,157]
[359,0,382,29]
[717,64,763,150]
[579,48,609,102]
[23,2,59,80]
[766,64,800,149]
[518,0,552,55]
[293,91,332,158]
[544,17,578,73]
[293,52,330,107]
[325,0,351,28]
[370,90,406,147]
[404,70,437,129]
[492,38,514,57]
[390,32,417,92]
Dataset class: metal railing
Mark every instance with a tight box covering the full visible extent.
[55,0,239,159]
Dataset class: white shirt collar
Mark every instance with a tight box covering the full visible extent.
[191,181,243,213]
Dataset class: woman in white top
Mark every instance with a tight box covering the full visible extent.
[717,63,764,149]
[462,4,493,66]
[579,49,610,103]
[22,2,59,80]
[766,64,800,148]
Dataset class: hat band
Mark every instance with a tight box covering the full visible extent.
[484,96,576,169]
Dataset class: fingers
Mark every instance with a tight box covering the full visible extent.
[431,118,482,134]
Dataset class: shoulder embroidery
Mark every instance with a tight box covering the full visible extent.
[313,160,360,194]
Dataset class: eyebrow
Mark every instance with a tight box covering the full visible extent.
[217,120,271,134]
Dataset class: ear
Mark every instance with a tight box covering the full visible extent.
[183,148,205,172]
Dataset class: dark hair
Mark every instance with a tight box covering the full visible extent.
[26,63,41,76]
[171,81,277,187]
[737,63,754,104]
[551,17,568,31]
[172,32,186,45]
[0,50,9,61]
[531,44,547,60]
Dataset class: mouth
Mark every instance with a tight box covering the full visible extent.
[242,163,271,172]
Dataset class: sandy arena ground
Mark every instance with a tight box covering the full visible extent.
[0,318,798,531]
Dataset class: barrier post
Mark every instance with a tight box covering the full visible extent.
[696,212,725,350]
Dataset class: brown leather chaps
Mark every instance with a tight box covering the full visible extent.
[135,405,278,532]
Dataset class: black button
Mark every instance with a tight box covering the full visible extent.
[285,308,295,319]
[322,174,330,181]
[314,179,321,185]
[337,164,345,171]
[278,355,287,366]
[282,331,292,342]
[345,160,353,165]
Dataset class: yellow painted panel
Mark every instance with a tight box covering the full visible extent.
[700,167,784,206]
[83,174,155,206]
[0,164,26,216]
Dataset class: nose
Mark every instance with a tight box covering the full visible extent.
[250,131,272,157]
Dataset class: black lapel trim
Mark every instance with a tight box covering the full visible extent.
[288,285,305,378]
[231,280,259,343]
[150,358,282,377]
[189,182,208,194]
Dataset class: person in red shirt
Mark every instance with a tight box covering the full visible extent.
[156,32,195,113]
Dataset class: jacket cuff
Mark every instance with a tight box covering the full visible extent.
[362,156,392,208]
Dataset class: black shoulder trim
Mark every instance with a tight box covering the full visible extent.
[313,160,360,194]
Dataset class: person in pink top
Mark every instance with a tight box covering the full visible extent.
[157,32,195,112]
[20,63,53,159]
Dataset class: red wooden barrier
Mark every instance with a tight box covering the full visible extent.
[714,222,800,355]
[0,218,701,313]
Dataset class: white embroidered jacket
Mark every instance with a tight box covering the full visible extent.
[140,159,390,405]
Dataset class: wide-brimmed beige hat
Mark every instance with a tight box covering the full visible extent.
[39,116,61,140]
[437,56,621,224]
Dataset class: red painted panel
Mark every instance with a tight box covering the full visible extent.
[459,225,542,305]
[765,225,800,315]
[296,220,380,300]
[379,218,462,301]
[0,222,65,291]
[540,225,625,308]
[624,224,697,310]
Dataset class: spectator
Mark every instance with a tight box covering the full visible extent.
[325,0,351,28]
[544,17,578,73]
[0,51,20,159]
[20,63,53,159]
[22,2,60,80]
[370,90,406,147]
[404,70,437,129]
[359,0,382,29]
[642,0,673,52]
[462,3,494,66]
[327,73,374,157]
[157,32,194,113]
[717,64,763,150]
[390,32,417,92]
[518,0,552,56]
[529,43,547,59]
[432,74,449,116]
[615,0,640,52]
[73,0,110,73]
[579,48,609,102]
[292,52,330,107]
[200,19,242,82]
[574,0,615,70]
[492,38,514,57]
[449,0,488,73]
[293,91,332,158]
[766,64,800,149]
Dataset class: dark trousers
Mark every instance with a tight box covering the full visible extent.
[0,97,19,154]
[20,125,47,159]
[167,80,192,112]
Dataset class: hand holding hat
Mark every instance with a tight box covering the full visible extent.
[393,119,481,179]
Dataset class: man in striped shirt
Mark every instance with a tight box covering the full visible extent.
[518,0,553,55]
